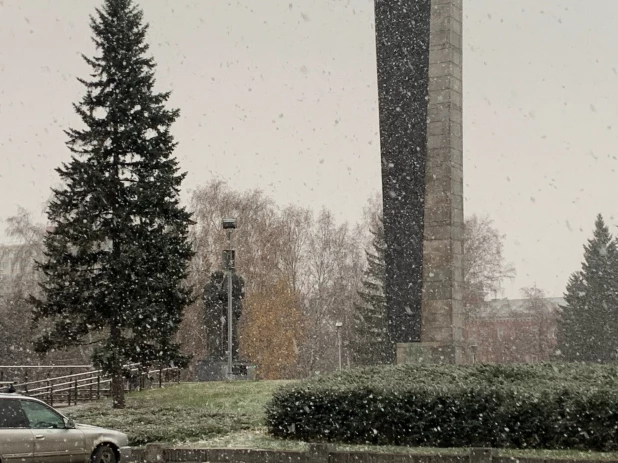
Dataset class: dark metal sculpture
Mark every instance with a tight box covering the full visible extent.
[203,270,244,361]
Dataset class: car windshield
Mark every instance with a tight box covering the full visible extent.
[20,400,65,429]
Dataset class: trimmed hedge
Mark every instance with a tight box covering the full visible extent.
[266,363,618,451]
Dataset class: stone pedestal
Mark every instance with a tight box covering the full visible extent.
[195,359,256,381]
[397,342,475,365]
[195,359,228,381]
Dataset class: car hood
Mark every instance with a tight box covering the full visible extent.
[76,424,107,431]
[75,423,130,447]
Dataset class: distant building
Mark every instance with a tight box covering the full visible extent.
[465,297,563,364]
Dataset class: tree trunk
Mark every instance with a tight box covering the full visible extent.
[111,372,125,409]
[108,314,125,409]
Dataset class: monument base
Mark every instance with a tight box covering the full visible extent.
[396,342,473,365]
[195,359,257,382]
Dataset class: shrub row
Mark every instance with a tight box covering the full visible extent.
[266,363,618,451]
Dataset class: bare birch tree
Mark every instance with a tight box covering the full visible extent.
[463,214,516,317]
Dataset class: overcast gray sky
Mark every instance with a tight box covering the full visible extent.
[1,0,617,298]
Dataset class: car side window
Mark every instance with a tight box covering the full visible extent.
[19,400,65,429]
[0,398,29,428]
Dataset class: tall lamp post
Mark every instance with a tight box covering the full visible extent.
[335,322,343,371]
[222,218,237,380]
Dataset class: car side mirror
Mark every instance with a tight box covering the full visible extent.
[64,418,76,429]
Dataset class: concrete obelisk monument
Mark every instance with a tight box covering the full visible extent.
[375,0,465,363]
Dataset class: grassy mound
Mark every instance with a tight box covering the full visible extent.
[68,381,288,446]
[266,363,618,451]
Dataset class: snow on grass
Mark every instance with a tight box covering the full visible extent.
[66,381,291,446]
[65,380,618,460]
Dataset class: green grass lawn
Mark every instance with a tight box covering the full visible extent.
[66,381,618,460]
[67,381,289,446]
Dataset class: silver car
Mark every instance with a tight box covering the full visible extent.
[0,393,131,463]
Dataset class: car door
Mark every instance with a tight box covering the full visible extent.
[19,399,87,463]
[0,397,35,463]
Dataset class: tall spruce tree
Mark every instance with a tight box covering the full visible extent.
[30,0,193,408]
[352,216,392,365]
[557,214,618,362]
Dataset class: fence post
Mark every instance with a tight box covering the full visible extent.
[68,385,71,406]
[158,368,162,388]
[24,371,28,393]
[46,373,51,406]
[89,382,93,402]
[49,383,54,407]
[74,378,78,405]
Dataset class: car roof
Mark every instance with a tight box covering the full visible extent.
[0,393,36,400]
